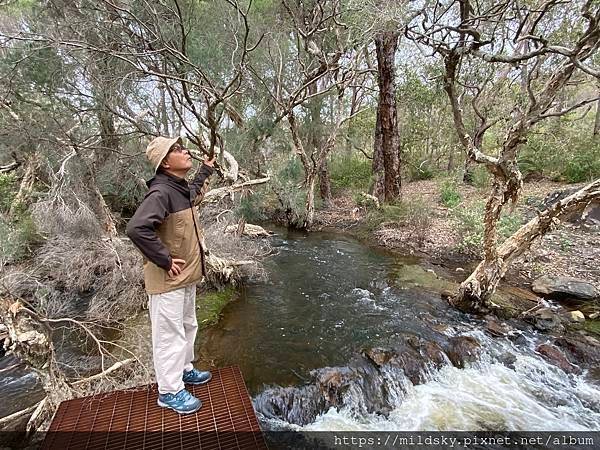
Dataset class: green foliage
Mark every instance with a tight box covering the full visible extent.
[97,161,150,216]
[330,153,372,193]
[0,173,17,212]
[519,116,600,183]
[0,173,41,264]
[0,212,41,265]
[440,179,462,208]
[236,194,268,223]
[407,159,437,181]
[471,166,491,189]
[563,150,600,183]
[363,198,431,237]
[198,286,237,328]
[249,155,307,227]
[452,201,524,254]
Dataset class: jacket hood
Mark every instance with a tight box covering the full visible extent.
[146,170,190,197]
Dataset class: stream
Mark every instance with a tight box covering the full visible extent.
[1,228,599,434]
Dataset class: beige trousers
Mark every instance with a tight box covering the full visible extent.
[148,284,198,395]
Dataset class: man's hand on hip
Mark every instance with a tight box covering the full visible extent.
[168,258,186,277]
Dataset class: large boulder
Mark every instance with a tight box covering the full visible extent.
[532,275,599,301]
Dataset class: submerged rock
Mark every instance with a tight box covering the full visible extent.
[254,334,475,426]
[485,316,510,337]
[532,275,599,301]
[536,343,581,375]
[445,336,481,368]
[555,334,600,367]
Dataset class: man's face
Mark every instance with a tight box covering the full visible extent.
[161,143,192,173]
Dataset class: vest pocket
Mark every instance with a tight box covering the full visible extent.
[170,214,186,257]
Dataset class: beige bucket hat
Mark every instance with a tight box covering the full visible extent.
[145,136,183,173]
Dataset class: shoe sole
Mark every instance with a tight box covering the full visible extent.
[183,372,213,385]
[157,399,202,414]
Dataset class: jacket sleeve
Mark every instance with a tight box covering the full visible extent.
[189,163,214,202]
[126,190,172,271]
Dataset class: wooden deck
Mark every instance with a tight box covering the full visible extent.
[41,366,268,450]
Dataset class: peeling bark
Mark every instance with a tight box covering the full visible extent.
[452,179,600,312]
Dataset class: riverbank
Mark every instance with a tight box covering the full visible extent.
[312,179,600,373]
[315,179,599,290]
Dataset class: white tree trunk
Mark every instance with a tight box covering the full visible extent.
[452,179,600,312]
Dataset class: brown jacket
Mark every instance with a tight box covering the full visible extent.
[126,165,214,294]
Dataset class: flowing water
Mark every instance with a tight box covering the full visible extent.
[198,229,600,432]
[1,228,599,433]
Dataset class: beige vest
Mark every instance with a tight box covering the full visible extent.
[143,207,205,294]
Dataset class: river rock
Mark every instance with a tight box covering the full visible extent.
[364,343,427,385]
[555,335,600,367]
[445,336,481,368]
[485,316,510,336]
[524,308,563,332]
[253,384,326,426]
[532,275,599,301]
[499,352,517,370]
[536,343,581,375]
[569,310,585,323]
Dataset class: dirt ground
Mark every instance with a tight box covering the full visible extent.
[316,179,600,291]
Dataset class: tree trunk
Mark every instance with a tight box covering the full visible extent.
[463,154,474,183]
[594,94,600,137]
[452,178,600,313]
[372,110,385,201]
[303,173,317,229]
[319,160,332,202]
[374,31,401,202]
[159,84,170,135]
[307,81,331,204]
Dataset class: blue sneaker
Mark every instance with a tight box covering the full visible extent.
[182,368,212,385]
[157,389,201,414]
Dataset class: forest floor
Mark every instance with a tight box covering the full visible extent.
[316,179,600,293]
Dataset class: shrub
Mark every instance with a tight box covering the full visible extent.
[518,116,600,183]
[440,179,462,207]
[452,201,523,254]
[236,193,268,223]
[0,211,41,265]
[330,153,372,193]
[563,150,600,183]
[407,159,437,181]
[267,156,307,227]
[0,173,17,212]
[363,198,432,244]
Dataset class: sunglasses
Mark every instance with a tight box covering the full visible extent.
[168,144,188,154]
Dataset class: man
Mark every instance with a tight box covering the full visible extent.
[126,136,215,414]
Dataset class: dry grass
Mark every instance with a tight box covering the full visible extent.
[1,236,145,322]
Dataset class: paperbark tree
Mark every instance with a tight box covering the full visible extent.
[408,0,600,312]
[250,0,368,228]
